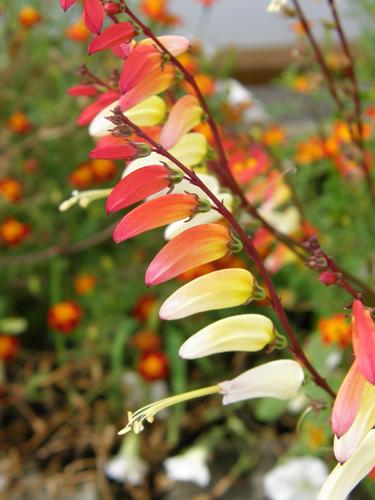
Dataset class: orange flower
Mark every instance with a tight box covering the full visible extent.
[318,314,351,347]
[7,112,32,134]
[132,295,158,322]
[0,218,30,246]
[194,121,214,143]
[18,6,42,28]
[69,163,94,189]
[74,274,96,295]
[292,75,315,94]
[48,301,83,333]
[292,20,308,36]
[177,52,198,74]
[137,351,168,381]
[262,125,286,146]
[183,73,215,96]
[90,159,118,182]
[131,329,162,352]
[0,177,23,203]
[140,0,179,26]
[0,335,20,361]
[295,137,324,164]
[333,121,372,144]
[66,20,91,42]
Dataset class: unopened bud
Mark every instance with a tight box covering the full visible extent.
[319,271,341,286]
[134,142,152,158]
[103,2,122,14]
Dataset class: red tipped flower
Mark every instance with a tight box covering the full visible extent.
[88,22,135,54]
[106,165,180,214]
[67,84,98,97]
[113,193,199,243]
[83,0,104,34]
[352,300,375,384]
[145,223,232,286]
[60,0,76,11]
[77,90,119,126]
[90,143,139,160]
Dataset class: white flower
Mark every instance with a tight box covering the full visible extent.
[104,435,148,485]
[264,456,328,500]
[164,446,210,487]
[267,0,288,13]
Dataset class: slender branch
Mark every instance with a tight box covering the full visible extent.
[120,115,336,399]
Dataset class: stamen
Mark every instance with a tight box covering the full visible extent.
[59,189,111,212]
[118,385,220,435]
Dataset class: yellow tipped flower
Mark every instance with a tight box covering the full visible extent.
[318,430,375,500]
[168,133,207,167]
[89,96,166,137]
[119,360,304,435]
[159,268,261,320]
[179,314,275,359]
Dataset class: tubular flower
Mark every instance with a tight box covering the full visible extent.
[139,35,190,57]
[106,165,183,214]
[88,22,135,54]
[352,299,375,384]
[159,268,258,320]
[113,194,210,243]
[89,96,166,137]
[145,224,236,286]
[179,314,275,359]
[77,91,120,126]
[89,142,146,161]
[219,360,304,405]
[334,380,375,463]
[82,0,104,34]
[119,360,304,435]
[332,361,366,438]
[317,430,375,500]
[160,95,203,150]
[168,133,207,168]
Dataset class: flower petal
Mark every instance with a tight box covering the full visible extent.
[332,361,366,438]
[317,430,375,500]
[145,224,231,286]
[218,360,304,405]
[83,0,104,34]
[106,165,173,214]
[90,143,138,160]
[160,268,255,320]
[113,194,198,243]
[77,91,120,126]
[139,35,190,57]
[352,299,375,384]
[88,22,135,54]
[179,314,275,359]
[160,95,202,150]
[89,96,166,137]
[168,133,207,167]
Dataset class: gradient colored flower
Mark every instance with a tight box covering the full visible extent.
[88,22,135,54]
[160,268,257,320]
[352,300,375,384]
[7,112,32,134]
[318,314,351,347]
[145,224,234,286]
[113,193,209,243]
[18,6,42,28]
[0,218,30,246]
[0,177,23,203]
[137,351,169,381]
[74,274,96,295]
[0,335,20,361]
[48,301,83,333]
[179,314,275,359]
[318,430,375,500]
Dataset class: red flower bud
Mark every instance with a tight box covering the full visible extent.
[319,270,340,286]
[103,2,122,14]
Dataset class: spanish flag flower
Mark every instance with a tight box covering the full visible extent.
[318,430,375,500]
[179,314,275,359]
[48,301,83,334]
[352,299,375,384]
[119,360,304,435]
[145,224,238,286]
[159,268,259,320]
